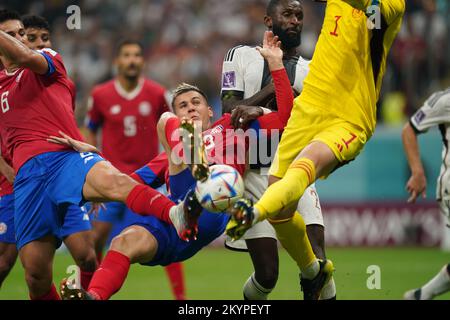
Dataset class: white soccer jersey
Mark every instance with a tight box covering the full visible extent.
[221,45,310,99]
[410,88,450,201]
[221,44,322,251]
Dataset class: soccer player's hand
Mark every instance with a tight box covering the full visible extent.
[405,173,427,203]
[48,131,100,154]
[231,105,263,129]
[256,31,283,71]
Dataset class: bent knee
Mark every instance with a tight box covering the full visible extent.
[109,226,147,255]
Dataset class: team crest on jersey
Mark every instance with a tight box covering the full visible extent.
[210,124,224,135]
[139,102,152,116]
[0,222,7,235]
[110,105,121,115]
[222,71,236,88]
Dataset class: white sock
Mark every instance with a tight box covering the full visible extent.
[243,273,273,300]
[421,264,450,299]
[320,276,336,300]
[301,259,320,280]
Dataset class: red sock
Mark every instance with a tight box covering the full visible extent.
[30,283,61,300]
[165,117,182,151]
[80,270,95,290]
[88,250,130,300]
[165,262,186,300]
[126,184,175,224]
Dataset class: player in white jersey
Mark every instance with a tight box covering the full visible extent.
[220,0,335,300]
[402,88,450,300]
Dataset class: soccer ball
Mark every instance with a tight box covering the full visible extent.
[195,164,245,213]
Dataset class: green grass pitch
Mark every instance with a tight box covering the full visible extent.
[1,247,449,300]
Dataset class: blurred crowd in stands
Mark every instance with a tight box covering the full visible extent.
[2,0,449,125]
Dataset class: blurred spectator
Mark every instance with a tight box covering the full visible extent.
[1,0,449,124]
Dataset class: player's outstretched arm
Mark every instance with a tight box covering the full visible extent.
[401,122,426,203]
[257,31,294,126]
[47,131,100,154]
[222,83,275,114]
[0,30,49,74]
[256,31,284,72]
[0,155,15,184]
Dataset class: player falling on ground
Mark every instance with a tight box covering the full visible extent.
[0,12,97,291]
[84,39,185,300]
[402,88,450,300]
[225,0,406,287]
[221,0,335,299]
[0,11,195,300]
[58,32,331,300]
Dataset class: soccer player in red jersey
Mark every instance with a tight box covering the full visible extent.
[0,10,193,300]
[58,33,326,300]
[22,13,98,291]
[84,40,185,300]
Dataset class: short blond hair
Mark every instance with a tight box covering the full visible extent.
[171,83,208,109]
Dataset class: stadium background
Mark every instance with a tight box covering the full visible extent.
[1,0,450,300]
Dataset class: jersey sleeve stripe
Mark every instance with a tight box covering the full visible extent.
[39,52,56,76]
[224,45,243,62]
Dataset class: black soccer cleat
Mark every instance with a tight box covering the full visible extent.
[300,259,335,300]
[225,198,256,241]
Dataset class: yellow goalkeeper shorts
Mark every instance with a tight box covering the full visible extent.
[269,100,369,179]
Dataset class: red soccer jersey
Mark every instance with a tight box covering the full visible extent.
[202,114,247,176]
[0,136,13,196]
[0,48,84,171]
[86,78,169,174]
[137,68,294,183]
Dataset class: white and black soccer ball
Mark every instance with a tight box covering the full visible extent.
[195,164,245,213]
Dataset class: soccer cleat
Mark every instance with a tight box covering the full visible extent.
[169,189,203,242]
[59,278,95,300]
[180,118,209,182]
[403,288,423,300]
[225,198,257,241]
[300,259,335,300]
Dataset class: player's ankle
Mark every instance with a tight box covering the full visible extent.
[302,259,320,280]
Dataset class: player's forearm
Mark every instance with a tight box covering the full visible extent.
[0,156,15,183]
[271,69,294,126]
[221,84,275,114]
[401,123,424,175]
[0,30,48,74]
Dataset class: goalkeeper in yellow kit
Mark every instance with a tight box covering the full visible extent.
[227,0,406,296]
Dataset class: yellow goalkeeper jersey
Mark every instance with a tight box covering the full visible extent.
[299,0,405,136]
